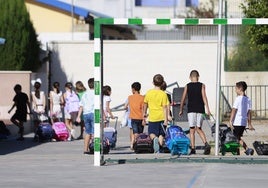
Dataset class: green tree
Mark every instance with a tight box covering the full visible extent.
[228,27,268,71]
[186,0,217,18]
[0,0,40,71]
[228,0,268,71]
[241,0,268,57]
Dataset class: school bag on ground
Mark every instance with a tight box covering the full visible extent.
[165,125,190,155]
[103,117,118,149]
[133,133,154,154]
[52,122,69,141]
[219,124,240,155]
[0,121,11,139]
[253,141,268,155]
[89,137,110,154]
[36,122,54,142]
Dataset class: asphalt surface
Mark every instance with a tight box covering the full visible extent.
[1,121,268,188]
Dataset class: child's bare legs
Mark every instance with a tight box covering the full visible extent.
[196,127,211,155]
[239,138,254,155]
[10,117,24,140]
[196,127,208,144]
[65,119,74,140]
[189,127,211,155]
[189,127,196,154]
[84,134,93,152]
[130,128,134,149]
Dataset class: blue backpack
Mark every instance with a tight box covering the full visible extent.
[165,125,190,155]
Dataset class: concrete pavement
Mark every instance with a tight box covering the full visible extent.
[1,121,268,188]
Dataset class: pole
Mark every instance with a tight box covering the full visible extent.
[71,0,74,40]
[173,0,177,18]
[215,0,223,156]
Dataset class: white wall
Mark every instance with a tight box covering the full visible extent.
[49,40,219,116]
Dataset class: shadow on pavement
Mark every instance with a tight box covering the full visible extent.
[0,136,44,155]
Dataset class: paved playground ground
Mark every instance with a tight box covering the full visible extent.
[1,120,268,188]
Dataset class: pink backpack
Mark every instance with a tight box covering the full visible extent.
[52,122,69,141]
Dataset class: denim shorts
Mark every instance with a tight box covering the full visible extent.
[148,121,165,137]
[83,113,94,134]
[131,119,144,134]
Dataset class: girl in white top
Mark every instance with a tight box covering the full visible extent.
[31,79,47,134]
[103,85,114,127]
[49,82,64,123]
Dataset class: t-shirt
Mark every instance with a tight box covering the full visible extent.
[144,89,168,122]
[14,92,29,115]
[128,94,144,120]
[232,95,251,126]
[79,89,94,115]
[103,95,111,117]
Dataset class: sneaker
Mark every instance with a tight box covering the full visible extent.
[83,151,91,155]
[245,148,254,156]
[204,143,211,155]
[153,137,159,153]
[189,148,196,155]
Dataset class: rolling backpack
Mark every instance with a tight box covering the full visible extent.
[165,125,190,155]
[36,122,54,142]
[133,133,154,153]
[52,122,69,141]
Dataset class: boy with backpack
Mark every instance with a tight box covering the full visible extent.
[229,81,255,155]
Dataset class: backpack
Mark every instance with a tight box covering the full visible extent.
[65,91,80,113]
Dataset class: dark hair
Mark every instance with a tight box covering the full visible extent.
[236,81,247,92]
[131,82,141,92]
[190,70,200,77]
[14,84,22,92]
[153,74,164,87]
[160,81,167,91]
[75,81,86,92]
[65,82,73,93]
[88,78,94,89]
[34,82,41,99]
[103,85,111,96]
[53,82,60,94]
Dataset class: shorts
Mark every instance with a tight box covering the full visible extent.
[187,112,203,128]
[233,126,246,140]
[65,111,78,123]
[148,121,165,137]
[131,119,144,134]
[83,113,94,134]
[12,111,27,122]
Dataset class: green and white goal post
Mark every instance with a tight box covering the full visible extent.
[93,18,268,166]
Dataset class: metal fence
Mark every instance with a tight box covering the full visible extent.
[221,85,268,120]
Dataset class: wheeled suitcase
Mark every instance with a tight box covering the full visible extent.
[165,125,190,155]
[219,125,240,155]
[104,117,118,149]
[89,137,110,154]
[133,133,154,153]
[52,122,69,141]
[253,141,268,155]
[36,122,54,142]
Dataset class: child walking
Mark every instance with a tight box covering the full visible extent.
[179,70,211,155]
[8,84,31,141]
[143,74,169,153]
[124,82,145,150]
[103,85,114,127]
[229,81,255,155]
[76,78,94,154]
